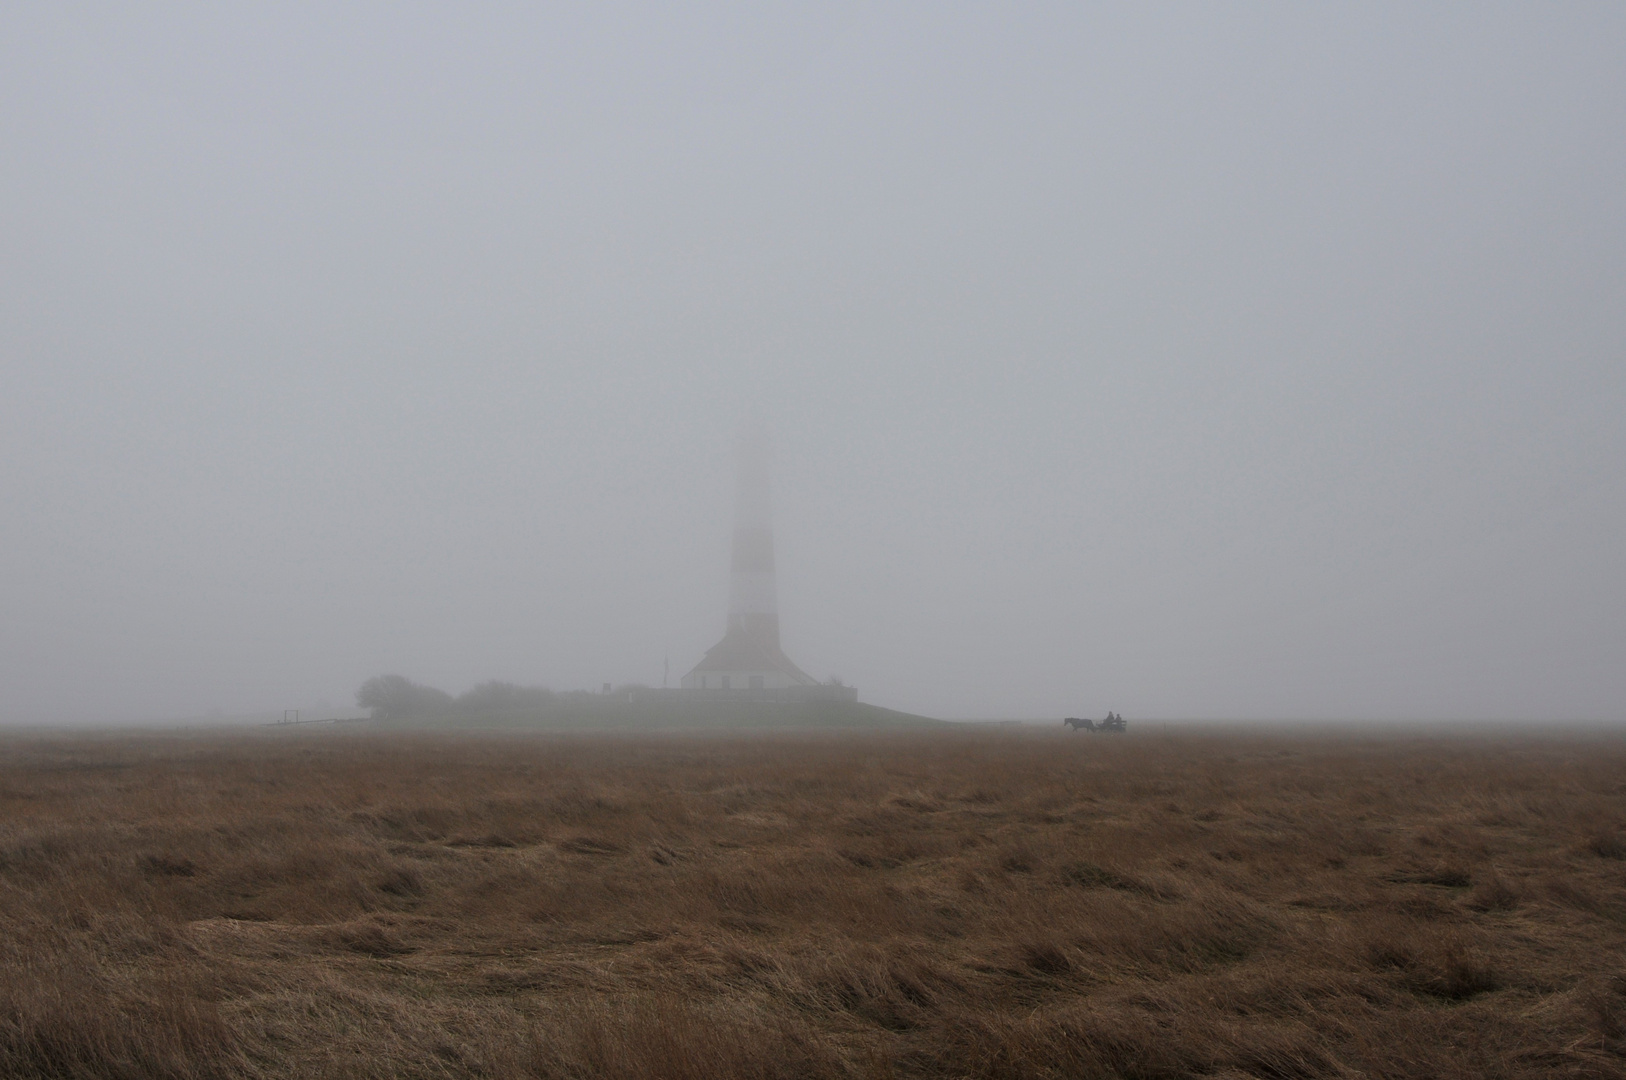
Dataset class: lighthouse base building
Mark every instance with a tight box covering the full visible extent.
[679,612,855,703]
[680,615,815,691]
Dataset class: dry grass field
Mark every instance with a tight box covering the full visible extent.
[1,725,1624,1079]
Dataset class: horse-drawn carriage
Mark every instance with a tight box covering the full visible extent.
[1064,714,1126,733]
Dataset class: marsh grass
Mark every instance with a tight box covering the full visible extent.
[0,726,1623,1077]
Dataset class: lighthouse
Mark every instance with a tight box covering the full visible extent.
[681,431,825,693]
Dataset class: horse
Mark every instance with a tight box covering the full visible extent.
[1063,717,1096,732]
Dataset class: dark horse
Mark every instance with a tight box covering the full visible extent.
[1063,717,1097,732]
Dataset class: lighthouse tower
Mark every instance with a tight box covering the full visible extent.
[681,431,821,692]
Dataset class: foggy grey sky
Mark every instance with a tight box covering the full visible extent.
[3,4,1623,723]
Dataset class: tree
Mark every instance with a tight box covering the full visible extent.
[456,681,555,715]
[356,675,454,721]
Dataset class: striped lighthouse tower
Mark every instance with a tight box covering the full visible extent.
[681,430,818,692]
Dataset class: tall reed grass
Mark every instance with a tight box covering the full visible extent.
[0,726,1622,1077]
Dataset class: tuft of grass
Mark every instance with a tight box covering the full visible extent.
[139,853,199,878]
[1058,861,1156,895]
[1584,831,1626,859]
[558,835,624,855]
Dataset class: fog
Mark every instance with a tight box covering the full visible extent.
[3,5,1622,723]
